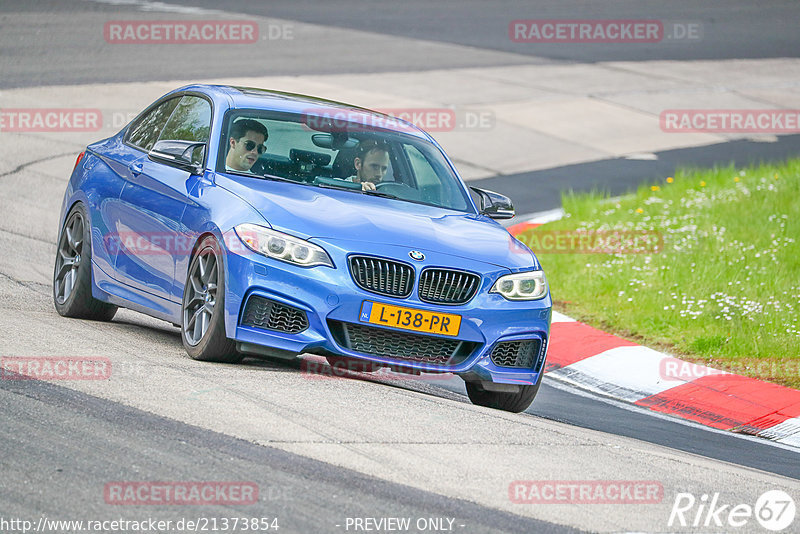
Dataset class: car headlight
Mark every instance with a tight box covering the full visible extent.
[234,224,333,268]
[490,271,548,300]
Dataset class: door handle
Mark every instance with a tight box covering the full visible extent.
[128,161,143,176]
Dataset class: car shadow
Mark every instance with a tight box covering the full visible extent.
[239,353,471,405]
[105,313,470,405]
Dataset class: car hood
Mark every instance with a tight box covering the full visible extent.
[216,175,538,270]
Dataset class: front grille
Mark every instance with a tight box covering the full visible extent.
[418,268,480,305]
[349,255,414,298]
[328,321,478,366]
[241,296,309,334]
[490,339,544,369]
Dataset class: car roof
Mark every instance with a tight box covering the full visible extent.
[173,83,431,141]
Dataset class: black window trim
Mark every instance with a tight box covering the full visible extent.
[123,91,215,172]
[123,95,180,151]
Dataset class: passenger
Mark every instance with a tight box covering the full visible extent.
[347,140,390,191]
[225,119,269,173]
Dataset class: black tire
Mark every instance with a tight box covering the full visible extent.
[181,236,242,363]
[465,377,542,413]
[53,203,118,321]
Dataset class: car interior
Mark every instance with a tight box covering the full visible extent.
[219,115,470,211]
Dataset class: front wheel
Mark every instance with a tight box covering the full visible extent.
[181,236,242,363]
[465,379,541,413]
[53,203,118,321]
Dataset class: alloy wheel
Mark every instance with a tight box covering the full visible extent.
[54,211,84,304]
[183,250,219,345]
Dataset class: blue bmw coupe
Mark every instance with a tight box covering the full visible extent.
[54,85,551,412]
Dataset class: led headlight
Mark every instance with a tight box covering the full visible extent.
[490,270,548,300]
[234,223,333,268]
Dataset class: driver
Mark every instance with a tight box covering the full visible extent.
[225,119,269,173]
[347,140,390,191]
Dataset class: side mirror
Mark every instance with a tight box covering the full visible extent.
[470,187,515,220]
[149,140,205,175]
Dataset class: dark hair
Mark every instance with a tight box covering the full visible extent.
[230,118,268,142]
[355,139,390,161]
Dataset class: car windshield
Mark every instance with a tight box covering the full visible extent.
[218,110,474,213]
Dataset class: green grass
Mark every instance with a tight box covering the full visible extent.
[516,159,800,389]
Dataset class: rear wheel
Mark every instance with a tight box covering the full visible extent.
[53,203,118,321]
[181,236,242,363]
[465,379,541,413]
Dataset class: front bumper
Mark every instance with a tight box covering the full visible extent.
[222,232,552,385]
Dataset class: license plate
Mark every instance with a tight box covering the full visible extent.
[359,301,461,337]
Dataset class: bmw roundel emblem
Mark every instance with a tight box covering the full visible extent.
[409,250,425,261]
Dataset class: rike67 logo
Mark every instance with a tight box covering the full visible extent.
[669,490,796,531]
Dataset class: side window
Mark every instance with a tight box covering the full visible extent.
[405,144,439,188]
[404,144,464,209]
[126,98,180,152]
[156,96,212,164]
[158,96,212,143]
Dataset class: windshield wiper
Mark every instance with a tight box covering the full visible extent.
[313,181,400,200]
[362,190,399,200]
[316,182,360,192]
[258,173,296,183]
[226,170,293,183]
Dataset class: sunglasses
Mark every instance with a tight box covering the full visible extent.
[241,140,266,154]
